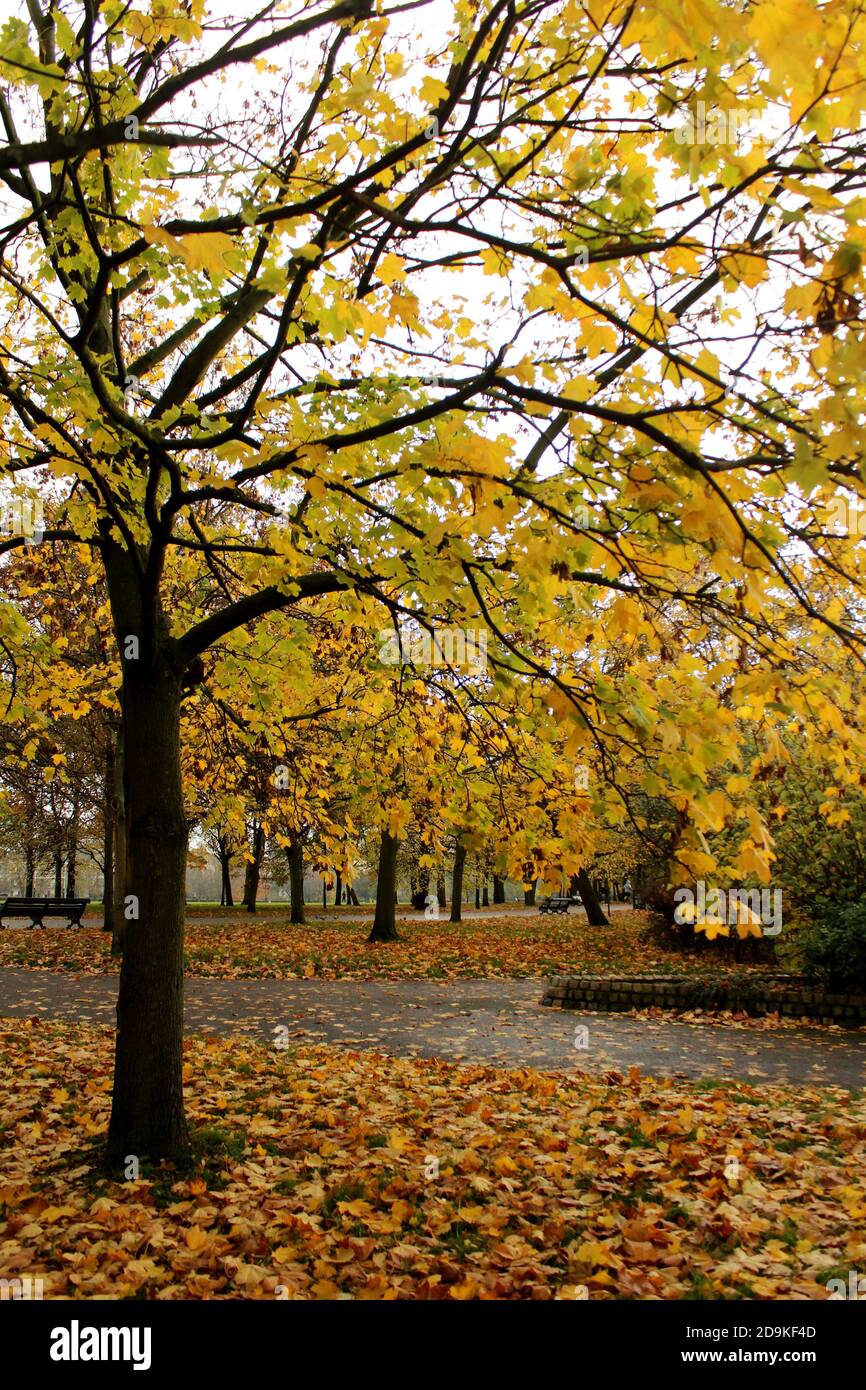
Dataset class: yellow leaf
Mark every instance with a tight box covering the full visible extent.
[377,253,405,286]
[312,1279,341,1299]
[419,75,450,106]
[338,1199,375,1219]
[40,1205,76,1222]
[572,1240,618,1267]
[143,225,236,278]
[450,1278,477,1299]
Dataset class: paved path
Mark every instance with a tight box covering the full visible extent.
[0,970,863,1088]
[183,902,635,926]
[24,901,633,931]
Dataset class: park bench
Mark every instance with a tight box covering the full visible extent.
[538,895,574,915]
[0,896,90,929]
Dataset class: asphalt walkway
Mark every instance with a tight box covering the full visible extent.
[0,970,862,1088]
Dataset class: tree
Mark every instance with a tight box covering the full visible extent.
[4,0,866,1161]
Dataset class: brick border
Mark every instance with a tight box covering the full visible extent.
[541,973,866,1023]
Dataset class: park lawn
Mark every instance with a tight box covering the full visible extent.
[0,1018,862,1300]
[0,910,784,981]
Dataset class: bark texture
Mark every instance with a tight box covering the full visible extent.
[449,840,466,923]
[106,653,190,1164]
[368,831,400,941]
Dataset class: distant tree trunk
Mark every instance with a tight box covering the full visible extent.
[450,840,466,923]
[475,884,481,908]
[110,719,127,957]
[24,845,35,897]
[53,848,63,897]
[323,877,328,909]
[493,874,505,903]
[368,831,400,941]
[524,879,537,907]
[65,842,76,897]
[573,869,609,926]
[411,864,429,901]
[102,828,113,928]
[217,835,234,908]
[242,824,265,913]
[335,870,342,905]
[286,840,305,924]
[482,881,489,906]
[347,885,360,906]
[102,740,115,933]
[437,869,447,909]
[65,797,78,898]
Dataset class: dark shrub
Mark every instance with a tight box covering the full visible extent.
[802,902,866,991]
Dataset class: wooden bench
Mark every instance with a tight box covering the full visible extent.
[0,896,90,928]
[538,895,574,915]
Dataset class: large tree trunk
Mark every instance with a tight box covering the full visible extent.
[573,869,609,926]
[334,870,342,905]
[286,840,305,924]
[493,874,505,904]
[106,657,190,1165]
[523,879,537,907]
[242,824,264,913]
[450,840,466,923]
[368,830,400,941]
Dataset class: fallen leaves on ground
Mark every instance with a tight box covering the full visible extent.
[618,1007,864,1034]
[1,1019,863,1300]
[0,911,780,982]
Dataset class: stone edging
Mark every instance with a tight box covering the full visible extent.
[541,973,866,1023]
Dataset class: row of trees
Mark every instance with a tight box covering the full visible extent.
[3,516,863,933]
[0,538,622,930]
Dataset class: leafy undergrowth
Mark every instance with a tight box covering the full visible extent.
[0,911,781,981]
[1,1020,863,1299]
